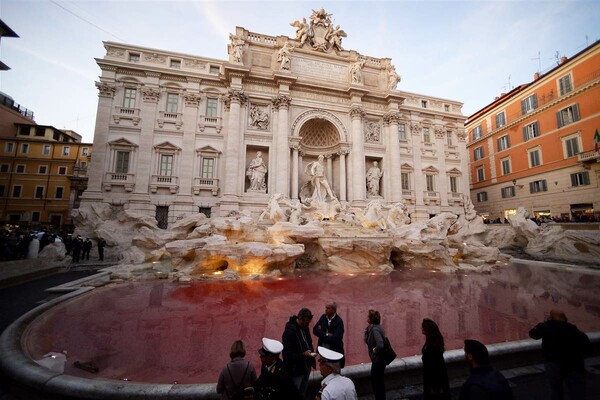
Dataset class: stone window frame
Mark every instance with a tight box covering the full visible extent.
[473,146,484,161]
[128,52,140,63]
[476,191,488,202]
[15,164,25,174]
[12,185,22,198]
[194,145,222,196]
[107,138,139,175]
[570,171,590,187]
[62,146,70,156]
[43,144,51,155]
[561,132,581,159]
[495,111,506,129]
[497,134,510,151]
[55,186,65,199]
[527,146,542,168]
[20,143,29,154]
[58,166,67,175]
[476,166,485,182]
[34,185,45,199]
[558,73,573,96]
[472,125,482,140]
[501,186,515,198]
[500,156,511,175]
[38,165,48,174]
[4,142,14,153]
[170,58,182,69]
[153,142,181,177]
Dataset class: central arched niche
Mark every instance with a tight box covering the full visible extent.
[299,118,339,149]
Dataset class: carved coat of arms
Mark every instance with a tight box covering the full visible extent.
[290,8,347,52]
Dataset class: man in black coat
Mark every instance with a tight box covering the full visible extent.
[282,308,316,398]
[254,337,301,400]
[459,339,514,400]
[529,309,591,400]
[313,302,345,367]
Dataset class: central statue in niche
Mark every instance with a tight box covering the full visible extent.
[299,155,337,204]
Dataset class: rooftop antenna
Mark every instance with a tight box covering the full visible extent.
[531,51,541,73]
[553,51,560,66]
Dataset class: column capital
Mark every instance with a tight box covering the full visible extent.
[349,106,365,120]
[95,81,116,98]
[272,95,292,110]
[383,112,401,126]
[141,87,160,103]
[227,89,247,106]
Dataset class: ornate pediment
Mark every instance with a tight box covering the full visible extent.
[422,165,439,174]
[108,138,138,148]
[290,8,346,53]
[154,141,181,152]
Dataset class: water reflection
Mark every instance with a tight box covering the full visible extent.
[23,264,600,384]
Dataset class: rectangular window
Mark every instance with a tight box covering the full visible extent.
[166,93,178,113]
[62,146,70,156]
[521,94,538,114]
[522,122,540,141]
[35,186,44,199]
[12,185,22,198]
[39,166,47,174]
[558,74,573,96]
[35,127,45,136]
[570,171,590,187]
[444,104,450,112]
[160,154,173,176]
[398,124,407,141]
[199,207,212,218]
[0,185,4,197]
[473,146,484,161]
[556,104,580,128]
[129,53,140,62]
[206,98,218,117]
[476,167,485,182]
[55,187,64,199]
[209,65,220,74]
[449,176,458,193]
[170,59,181,69]
[476,192,488,202]
[497,135,510,151]
[82,147,89,156]
[501,158,511,175]
[19,126,30,135]
[495,112,506,129]
[421,100,428,108]
[32,211,40,222]
[115,151,130,173]
[529,149,541,167]
[529,179,548,193]
[21,143,29,154]
[123,88,136,108]
[201,158,214,178]
[5,142,14,153]
[16,165,25,173]
[564,136,580,158]
[58,166,67,175]
[472,125,482,140]
[501,186,515,198]
[422,127,431,143]
[0,164,8,173]
[426,175,435,191]
[43,144,51,155]
[401,172,410,190]
[446,131,453,146]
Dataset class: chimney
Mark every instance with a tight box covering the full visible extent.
[560,56,568,64]
[534,72,540,81]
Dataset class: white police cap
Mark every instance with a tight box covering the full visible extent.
[317,346,343,361]
[259,337,283,355]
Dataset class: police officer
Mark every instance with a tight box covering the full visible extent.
[254,338,301,400]
[315,347,357,400]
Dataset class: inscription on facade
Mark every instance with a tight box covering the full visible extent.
[291,58,347,82]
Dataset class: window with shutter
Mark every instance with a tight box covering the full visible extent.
[559,75,573,96]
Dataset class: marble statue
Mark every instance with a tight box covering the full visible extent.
[310,8,333,25]
[259,193,287,222]
[387,65,401,90]
[366,161,383,197]
[306,155,336,203]
[326,25,347,51]
[229,34,244,63]
[249,105,269,130]
[246,151,268,191]
[278,42,293,70]
[365,121,381,143]
[290,18,310,46]
[282,199,310,225]
[349,60,365,84]
[353,199,387,230]
[386,202,410,229]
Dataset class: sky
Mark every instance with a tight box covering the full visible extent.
[0,0,599,143]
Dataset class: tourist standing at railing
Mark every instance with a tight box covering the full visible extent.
[459,339,513,400]
[313,302,345,368]
[282,308,316,399]
[529,309,591,400]
[364,309,386,400]
[217,340,257,400]
[97,238,106,261]
[421,318,450,400]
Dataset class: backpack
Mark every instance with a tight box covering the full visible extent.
[227,362,251,400]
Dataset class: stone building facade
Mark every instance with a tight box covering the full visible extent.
[466,41,600,221]
[82,10,467,226]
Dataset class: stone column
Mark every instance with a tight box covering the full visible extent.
[84,82,115,196]
[350,106,366,203]
[385,112,402,202]
[291,145,299,199]
[274,95,291,195]
[326,154,333,186]
[435,126,449,207]
[338,149,348,202]
[223,89,246,197]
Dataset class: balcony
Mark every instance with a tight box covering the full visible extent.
[423,190,440,205]
[150,175,179,194]
[198,115,223,133]
[113,107,141,125]
[157,111,183,129]
[402,189,415,204]
[578,149,600,165]
[193,177,219,196]
[447,191,464,206]
[103,172,135,192]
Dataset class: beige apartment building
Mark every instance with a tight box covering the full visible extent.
[82,9,468,227]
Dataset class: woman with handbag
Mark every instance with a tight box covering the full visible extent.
[364,309,387,400]
[421,319,451,400]
[217,340,257,400]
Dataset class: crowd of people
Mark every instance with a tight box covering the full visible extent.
[216,305,591,400]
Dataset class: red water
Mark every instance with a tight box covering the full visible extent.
[23,263,600,384]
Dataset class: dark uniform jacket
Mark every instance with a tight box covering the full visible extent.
[254,358,301,400]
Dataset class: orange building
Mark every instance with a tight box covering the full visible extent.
[0,98,92,229]
[465,41,600,221]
